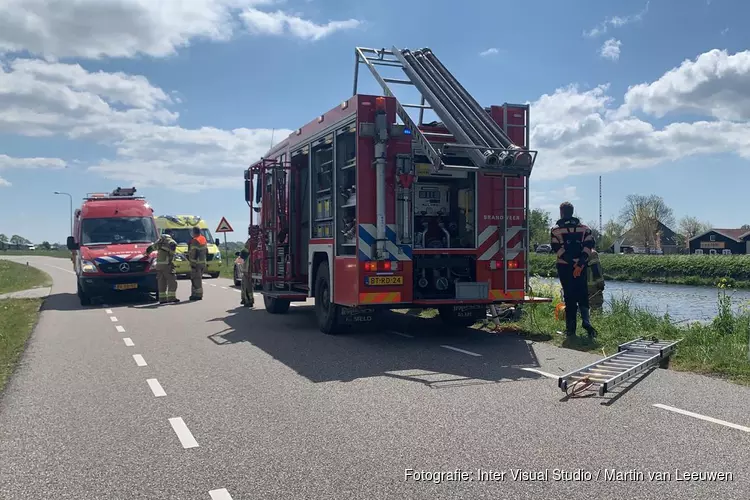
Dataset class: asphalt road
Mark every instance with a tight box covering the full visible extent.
[1,256,749,499]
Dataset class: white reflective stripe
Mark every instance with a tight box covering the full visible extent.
[97,256,118,263]
[478,226,495,247]
[505,226,523,243]
[479,239,500,261]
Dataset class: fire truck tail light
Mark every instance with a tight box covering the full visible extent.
[489,260,518,270]
[364,262,377,272]
[375,96,386,111]
[507,260,519,269]
[363,261,398,272]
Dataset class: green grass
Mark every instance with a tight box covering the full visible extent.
[1,248,71,258]
[530,253,750,288]
[0,260,52,295]
[0,298,42,392]
[504,278,750,385]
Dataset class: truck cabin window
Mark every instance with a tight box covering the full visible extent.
[165,228,214,245]
[81,217,158,245]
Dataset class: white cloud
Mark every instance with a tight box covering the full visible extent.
[239,8,360,40]
[531,186,579,213]
[599,39,622,61]
[0,154,67,187]
[529,49,750,181]
[584,1,649,37]
[479,48,499,57]
[0,0,359,60]
[620,49,750,121]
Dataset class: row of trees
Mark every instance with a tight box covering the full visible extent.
[529,194,747,253]
[0,234,57,250]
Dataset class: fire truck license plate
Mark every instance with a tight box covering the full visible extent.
[365,276,403,286]
[115,283,138,290]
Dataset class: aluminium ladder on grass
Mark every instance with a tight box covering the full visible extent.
[558,337,683,397]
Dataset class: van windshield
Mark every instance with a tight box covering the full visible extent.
[166,228,214,245]
[81,217,158,246]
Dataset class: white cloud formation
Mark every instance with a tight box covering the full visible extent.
[479,48,499,57]
[531,185,579,212]
[584,1,650,38]
[619,49,750,121]
[0,0,360,60]
[240,8,360,40]
[0,154,68,187]
[599,39,622,61]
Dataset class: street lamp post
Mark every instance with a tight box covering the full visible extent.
[54,191,73,236]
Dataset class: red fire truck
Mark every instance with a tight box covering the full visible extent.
[245,46,548,334]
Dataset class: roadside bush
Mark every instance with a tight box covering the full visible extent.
[529,253,750,287]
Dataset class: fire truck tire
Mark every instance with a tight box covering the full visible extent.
[264,295,290,314]
[437,306,476,327]
[314,261,345,335]
[209,272,220,279]
[77,282,91,306]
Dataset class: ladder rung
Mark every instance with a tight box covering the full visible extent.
[383,77,413,85]
[370,60,402,67]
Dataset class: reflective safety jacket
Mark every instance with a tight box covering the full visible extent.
[240,238,252,274]
[550,217,595,267]
[188,235,207,265]
[587,251,605,292]
[151,235,177,265]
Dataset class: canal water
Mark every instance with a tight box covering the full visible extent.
[533,278,750,323]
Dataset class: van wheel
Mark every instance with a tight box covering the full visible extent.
[437,306,476,327]
[314,261,345,335]
[209,272,220,279]
[264,295,290,314]
[77,282,91,306]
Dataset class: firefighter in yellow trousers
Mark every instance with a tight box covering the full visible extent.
[239,238,254,307]
[188,226,207,301]
[587,250,605,311]
[147,229,179,304]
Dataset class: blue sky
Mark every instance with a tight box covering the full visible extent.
[0,0,748,243]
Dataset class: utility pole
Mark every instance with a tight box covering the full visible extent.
[54,191,73,236]
[599,176,602,233]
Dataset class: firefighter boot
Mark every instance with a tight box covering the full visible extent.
[580,307,597,338]
[565,309,577,337]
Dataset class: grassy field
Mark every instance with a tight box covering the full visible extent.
[530,253,750,288]
[1,249,71,258]
[507,278,750,385]
[0,298,43,392]
[0,259,52,295]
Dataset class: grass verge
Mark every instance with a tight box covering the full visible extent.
[0,260,52,295]
[0,298,42,392]
[530,253,750,289]
[1,249,71,258]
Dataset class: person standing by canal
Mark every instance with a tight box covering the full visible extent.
[587,250,605,312]
[550,201,597,338]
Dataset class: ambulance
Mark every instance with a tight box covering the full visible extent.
[154,215,223,278]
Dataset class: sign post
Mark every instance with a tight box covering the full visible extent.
[215,217,234,267]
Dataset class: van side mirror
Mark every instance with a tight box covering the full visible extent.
[215,239,221,247]
[66,236,79,250]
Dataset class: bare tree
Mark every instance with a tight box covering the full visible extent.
[678,216,711,248]
[619,195,675,252]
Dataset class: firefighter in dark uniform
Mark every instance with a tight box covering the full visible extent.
[147,229,180,304]
[187,226,207,301]
[550,201,597,337]
[587,250,605,311]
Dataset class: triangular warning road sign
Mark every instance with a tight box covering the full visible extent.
[215,217,234,233]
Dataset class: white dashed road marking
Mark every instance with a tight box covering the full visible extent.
[43,264,75,275]
[440,345,482,357]
[209,488,234,500]
[105,309,113,314]
[521,367,560,379]
[123,338,134,347]
[110,316,118,322]
[147,378,167,397]
[389,331,414,338]
[653,404,750,433]
[168,417,199,449]
[116,325,126,333]
[133,354,147,367]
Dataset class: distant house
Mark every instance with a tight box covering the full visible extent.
[608,221,679,254]
[688,229,750,255]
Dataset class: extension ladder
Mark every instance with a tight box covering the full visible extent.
[558,337,682,396]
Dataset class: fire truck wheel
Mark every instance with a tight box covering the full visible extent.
[264,295,290,314]
[437,306,476,328]
[315,261,344,335]
[77,282,91,306]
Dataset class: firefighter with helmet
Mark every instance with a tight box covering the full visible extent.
[187,226,207,301]
[240,227,259,307]
[587,250,605,311]
[550,201,597,337]
[146,229,180,304]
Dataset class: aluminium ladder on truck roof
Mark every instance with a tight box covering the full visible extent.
[558,337,683,397]
[353,46,538,176]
